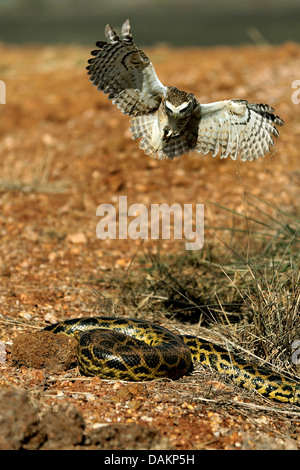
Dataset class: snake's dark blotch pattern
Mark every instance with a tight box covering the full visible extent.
[44,316,300,404]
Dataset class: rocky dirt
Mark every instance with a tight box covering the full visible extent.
[0,41,300,450]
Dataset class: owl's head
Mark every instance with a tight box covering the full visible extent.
[164,87,197,118]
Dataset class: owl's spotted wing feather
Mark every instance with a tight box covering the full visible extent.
[196,100,284,161]
[87,19,166,116]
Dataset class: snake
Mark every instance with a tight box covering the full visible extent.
[43,316,300,404]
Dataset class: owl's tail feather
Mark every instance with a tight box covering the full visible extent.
[130,116,193,159]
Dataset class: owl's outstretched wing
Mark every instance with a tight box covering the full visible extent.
[86,19,167,116]
[195,100,284,161]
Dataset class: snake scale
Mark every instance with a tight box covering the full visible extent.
[44,316,300,404]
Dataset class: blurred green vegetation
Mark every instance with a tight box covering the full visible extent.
[0,0,299,46]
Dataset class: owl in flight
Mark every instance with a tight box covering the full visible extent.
[87,20,284,160]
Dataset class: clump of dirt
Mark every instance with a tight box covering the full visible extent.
[0,388,85,449]
[0,389,171,450]
[11,331,77,373]
[38,403,85,450]
[0,389,40,450]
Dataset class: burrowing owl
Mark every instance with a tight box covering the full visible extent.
[87,20,284,161]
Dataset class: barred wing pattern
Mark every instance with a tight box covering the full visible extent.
[87,19,166,116]
[196,100,284,161]
[87,20,284,161]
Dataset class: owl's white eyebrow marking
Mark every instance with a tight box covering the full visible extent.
[87,20,284,160]
[165,101,189,113]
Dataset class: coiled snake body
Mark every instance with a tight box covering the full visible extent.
[44,316,300,404]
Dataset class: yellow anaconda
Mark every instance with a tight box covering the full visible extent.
[44,316,300,404]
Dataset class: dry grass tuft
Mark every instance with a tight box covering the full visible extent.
[93,197,300,384]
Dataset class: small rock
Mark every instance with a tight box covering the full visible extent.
[66,232,87,244]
